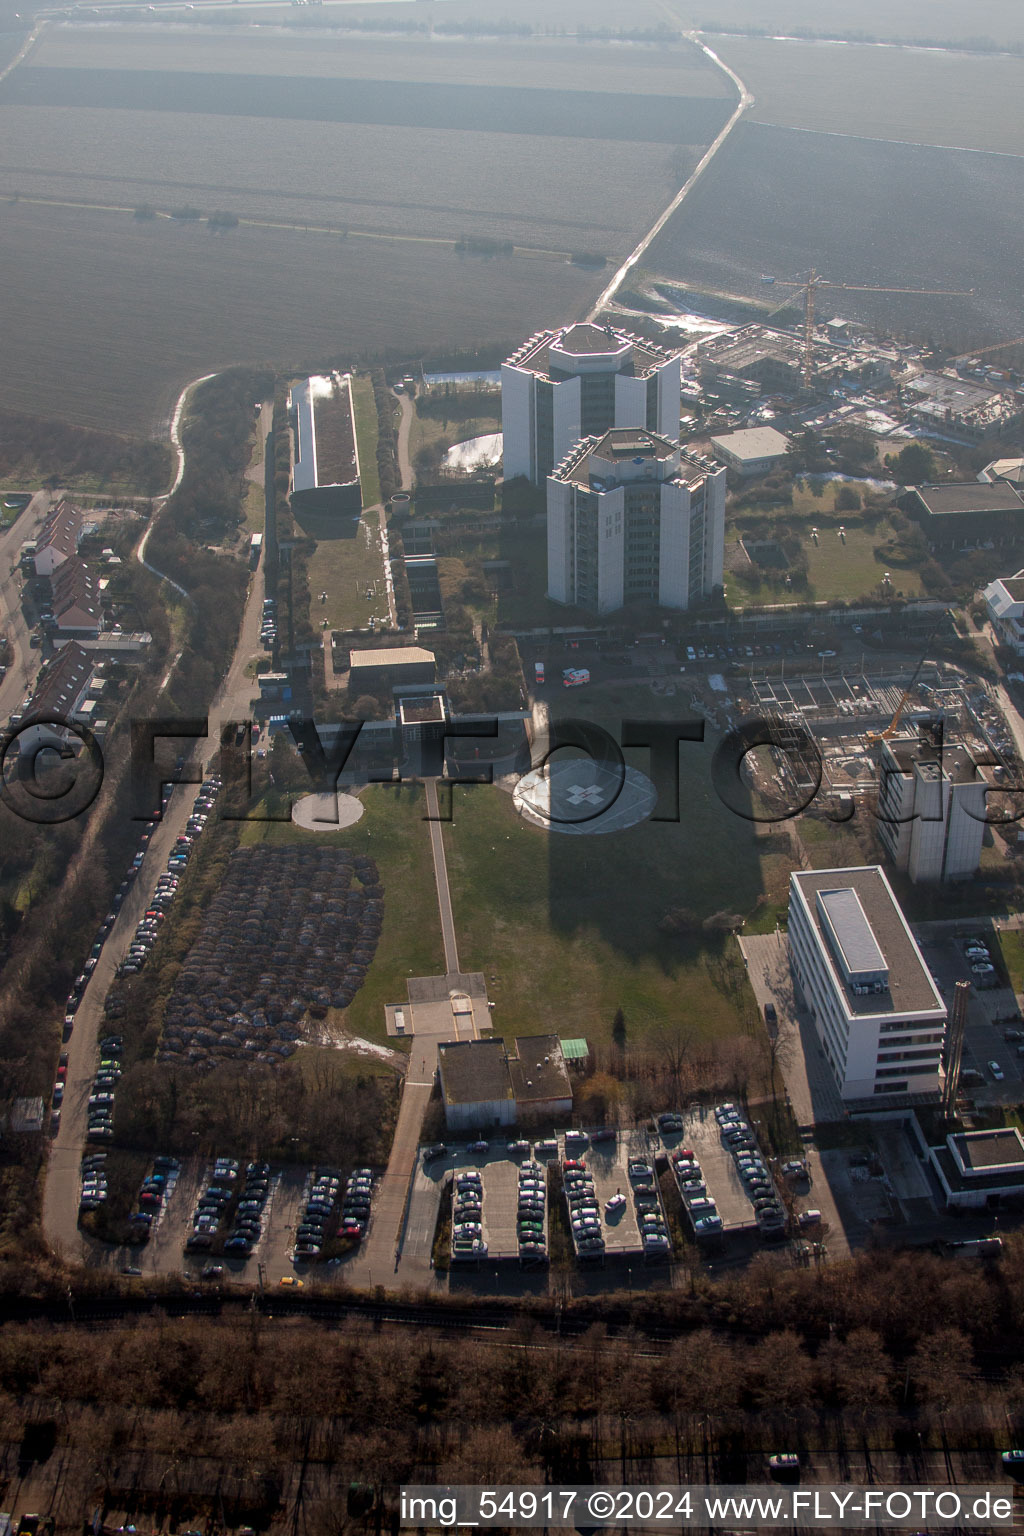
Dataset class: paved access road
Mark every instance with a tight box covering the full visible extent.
[41,484,271,1266]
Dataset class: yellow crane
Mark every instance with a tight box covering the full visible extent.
[865,647,935,748]
[767,270,975,385]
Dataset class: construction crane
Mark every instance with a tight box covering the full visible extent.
[865,647,935,748]
[766,270,974,385]
[949,335,1024,366]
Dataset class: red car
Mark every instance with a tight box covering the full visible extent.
[563,1158,585,1172]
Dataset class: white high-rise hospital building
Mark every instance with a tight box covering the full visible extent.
[501,322,682,485]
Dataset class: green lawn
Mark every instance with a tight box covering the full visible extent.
[351,373,381,510]
[0,493,31,528]
[238,783,444,1045]
[728,483,923,606]
[303,510,389,635]
[441,684,770,1046]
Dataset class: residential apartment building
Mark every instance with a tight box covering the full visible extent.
[34,500,81,577]
[788,866,946,1104]
[501,322,681,484]
[876,722,994,883]
[546,427,725,615]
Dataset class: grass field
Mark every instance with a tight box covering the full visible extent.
[647,119,1024,349]
[440,681,770,1045]
[238,783,444,1045]
[728,512,924,606]
[350,375,380,510]
[712,37,1024,155]
[303,513,388,635]
[0,494,31,527]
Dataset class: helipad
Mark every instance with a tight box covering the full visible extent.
[513,758,656,835]
[291,791,366,831]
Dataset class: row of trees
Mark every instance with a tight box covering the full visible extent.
[370,367,399,506]
[0,1304,1017,1516]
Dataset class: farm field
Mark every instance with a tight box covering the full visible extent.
[442,690,767,1045]
[646,120,1024,348]
[0,26,736,431]
[0,202,600,433]
[681,0,1024,48]
[179,0,1024,52]
[0,108,696,250]
[710,36,1024,155]
[31,27,734,98]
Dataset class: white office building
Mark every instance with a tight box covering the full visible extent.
[546,427,726,615]
[788,866,946,1104]
[984,571,1024,655]
[877,723,995,883]
[501,322,682,484]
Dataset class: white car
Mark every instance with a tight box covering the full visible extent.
[989,1060,1005,1081]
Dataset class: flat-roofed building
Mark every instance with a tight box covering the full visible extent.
[984,571,1024,654]
[877,720,996,883]
[289,375,361,517]
[507,1035,573,1121]
[547,427,725,615]
[709,425,791,476]
[348,645,436,691]
[438,1038,517,1132]
[929,1127,1024,1209]
[902,480,1024,550]
[788,865,946,1104]
[502,322,682,484]
[438,1035,575,1130]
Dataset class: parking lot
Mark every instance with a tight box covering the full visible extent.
[661,1110,761,1232]
[135,1159,371,1285]
[918,926,1024,1103]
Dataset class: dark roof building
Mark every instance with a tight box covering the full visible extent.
[25,641,93,721]
[34,500,82,576]
[901,481,1024,549]
[507,1035,573,1116]
[437,1035,574,1130]
[51,556,101,636]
